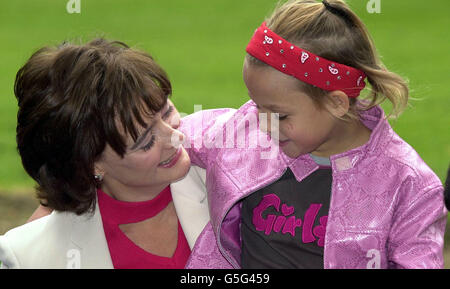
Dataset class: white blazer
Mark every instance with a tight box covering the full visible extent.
[0,166,209,269]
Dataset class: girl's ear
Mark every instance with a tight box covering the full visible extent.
[324,90,350,118]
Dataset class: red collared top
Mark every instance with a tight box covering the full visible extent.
[97,186,191,269]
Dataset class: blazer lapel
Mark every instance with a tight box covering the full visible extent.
[70,201,113,269]
[171,166,210,250]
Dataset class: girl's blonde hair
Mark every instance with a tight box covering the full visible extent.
[246,0,409,120]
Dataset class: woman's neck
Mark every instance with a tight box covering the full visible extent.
[100,181,170,203]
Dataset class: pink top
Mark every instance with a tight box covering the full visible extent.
[97,186,191,269]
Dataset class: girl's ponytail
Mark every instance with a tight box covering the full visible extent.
[257,0,410,119]
[360,63,409,118]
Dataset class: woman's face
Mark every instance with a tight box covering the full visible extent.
[95,99,191,201]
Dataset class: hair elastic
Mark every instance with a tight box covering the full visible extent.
[322,0,355,27]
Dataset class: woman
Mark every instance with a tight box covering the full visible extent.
[0,39,210,268]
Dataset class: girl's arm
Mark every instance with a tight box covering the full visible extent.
[388,184,447,268]
[179,108,236,169]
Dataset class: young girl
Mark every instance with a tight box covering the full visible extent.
[180,0,447,268]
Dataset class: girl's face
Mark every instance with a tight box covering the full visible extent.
[95,99,190,201]
[243,59,339,158]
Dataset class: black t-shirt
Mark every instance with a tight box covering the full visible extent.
[240,157,332,269]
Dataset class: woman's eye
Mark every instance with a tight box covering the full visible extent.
[278,114,288,121]
[162,105,174,120]
[142,135,156,151]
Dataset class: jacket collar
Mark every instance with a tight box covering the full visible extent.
[282,104,393,179]
[70,200,114,268]
[212,102,393,225]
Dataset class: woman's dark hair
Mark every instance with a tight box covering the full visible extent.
[14,38,172,215]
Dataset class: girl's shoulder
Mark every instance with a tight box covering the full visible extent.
[356,106,442,190]
[362,121,443,199]
[383,128,440,187]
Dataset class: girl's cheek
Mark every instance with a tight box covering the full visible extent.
[281,122,294,137]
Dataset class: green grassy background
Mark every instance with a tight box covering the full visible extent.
[0,2,449,201]
[0,0,449,191]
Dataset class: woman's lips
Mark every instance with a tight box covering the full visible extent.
[158,147,182,168]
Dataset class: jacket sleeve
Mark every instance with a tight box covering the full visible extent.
[388,184,447,269]
[179,108,236,169]
[185,222,234,269]
[0,235,20,269]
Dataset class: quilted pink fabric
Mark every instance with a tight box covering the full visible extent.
[180,101,447,269]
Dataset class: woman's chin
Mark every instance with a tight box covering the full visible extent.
[164,147,191,182]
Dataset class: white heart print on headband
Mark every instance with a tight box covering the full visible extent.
[300,52,309,64]
[328,65,339,75]
[264,36,273,44]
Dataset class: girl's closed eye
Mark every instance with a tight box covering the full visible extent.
[278,114,288,121]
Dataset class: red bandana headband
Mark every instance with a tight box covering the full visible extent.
[246,22,366,98]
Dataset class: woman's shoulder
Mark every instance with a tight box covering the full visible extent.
[0,211,69,268]
[1,211,67,247]
[0,208,108,268]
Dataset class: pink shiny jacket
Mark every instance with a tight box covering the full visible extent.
[179,100,447,269]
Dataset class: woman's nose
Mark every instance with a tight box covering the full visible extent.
[157,121,184,149]
[168,129,185,149]
[171,118,180,130]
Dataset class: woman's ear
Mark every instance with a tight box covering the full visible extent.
[93,162,105,179]
[324,90,350,118]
